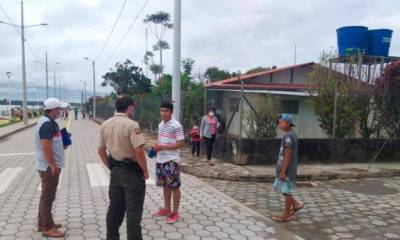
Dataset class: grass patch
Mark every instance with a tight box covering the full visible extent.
[0,119,22,128]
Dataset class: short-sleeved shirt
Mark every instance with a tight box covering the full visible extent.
[276,130,298,180]
[99,113,145,161]
[35,115,65,171]
[156,119,184,164]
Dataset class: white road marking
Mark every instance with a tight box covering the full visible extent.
[0,167,24,194]
[0,152,35,157]
[37,171,63,191]
[87,163,110,187]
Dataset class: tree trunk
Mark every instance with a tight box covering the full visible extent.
[159,40,163,73]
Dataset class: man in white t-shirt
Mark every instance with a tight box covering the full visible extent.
[152,102,185,224]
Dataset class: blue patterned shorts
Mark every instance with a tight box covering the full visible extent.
[156,161,181,189]
[273,177,294,195]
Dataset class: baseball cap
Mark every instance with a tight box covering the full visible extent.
[279,113,295,127]
[44,98,62,110]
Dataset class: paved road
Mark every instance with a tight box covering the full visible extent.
[205,177,400,240]
[0,118,298,240]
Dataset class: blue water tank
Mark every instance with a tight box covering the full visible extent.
[336,26,368,56]
[366,29,393,57]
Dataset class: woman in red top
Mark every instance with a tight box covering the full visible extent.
[189,123,201,159]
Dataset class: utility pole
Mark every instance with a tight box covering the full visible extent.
[172,0,181,121]
[34,56,57,99]
[20,1,28,124]
[45,52,48,98]
[53,68,56,97]
[145,28,149,78]
[83,57,96,120]
[0,1,47,124]
[92,61,96,119]
[6,72,11,116]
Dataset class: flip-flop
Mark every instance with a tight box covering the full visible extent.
[291,203,304,216]
[271,215,293,222]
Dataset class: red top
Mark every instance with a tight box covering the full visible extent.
[190,127,201,142]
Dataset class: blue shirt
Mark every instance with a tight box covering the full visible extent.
[276,130,298,180]
[35,115,65,171]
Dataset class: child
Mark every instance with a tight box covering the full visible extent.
[152,102,185,224]
[272,114,304,222]
[189,123,201,159]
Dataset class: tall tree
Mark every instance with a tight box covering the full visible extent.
[144,11,173,73]
[375,60,400,137]
[149,64,163,82]
[143,51,154,68]
[102,59,151,95]
[246,65,278,74]
[182,57,195,76]
[204,67,232,82]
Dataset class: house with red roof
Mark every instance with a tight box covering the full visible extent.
[204,62,327,138]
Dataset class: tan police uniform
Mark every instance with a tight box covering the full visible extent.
[99,112,146,240]
[99,113,145,161]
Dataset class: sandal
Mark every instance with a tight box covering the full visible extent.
[291,203,304,216]
[271,214,293,222]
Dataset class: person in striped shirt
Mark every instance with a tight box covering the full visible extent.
[152,102,185,224]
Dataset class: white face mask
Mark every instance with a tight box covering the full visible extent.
[209,112,214,117]
[193,126,199,129]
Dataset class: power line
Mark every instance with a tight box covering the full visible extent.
[102,0,150,67]
[95,0,128,62]
[0,4,41,62]
[216,0,290,66]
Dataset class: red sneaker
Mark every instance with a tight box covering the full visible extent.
[167,212,180,224]
[153,209,171,217]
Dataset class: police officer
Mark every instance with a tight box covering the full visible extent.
[98,95,149,240]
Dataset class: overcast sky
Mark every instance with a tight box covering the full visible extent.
[0,0,399,103]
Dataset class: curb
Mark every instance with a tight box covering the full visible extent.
[181,165,400,182]
[0,122,37,141]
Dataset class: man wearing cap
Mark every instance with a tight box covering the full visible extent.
[35,98,66,238]
[98,95,149,240]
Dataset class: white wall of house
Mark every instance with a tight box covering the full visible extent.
[216,91,327,138]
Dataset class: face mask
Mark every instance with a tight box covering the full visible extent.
[193,126,199,129]
[209,112,214,117]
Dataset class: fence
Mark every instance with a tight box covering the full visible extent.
[95,91,207,134]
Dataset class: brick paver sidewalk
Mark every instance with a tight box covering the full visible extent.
[0,118,299,240]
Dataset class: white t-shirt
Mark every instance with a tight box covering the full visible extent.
[156,119,185,164]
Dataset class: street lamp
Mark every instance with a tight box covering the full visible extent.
[83,57,96,120]
[0,1,48,125]
[6,72,11,116]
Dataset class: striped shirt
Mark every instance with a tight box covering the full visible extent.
[157,118,185,164]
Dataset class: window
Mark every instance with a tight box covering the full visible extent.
[282,100,299,114]
[229,98,240,112]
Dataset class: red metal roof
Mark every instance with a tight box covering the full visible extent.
[207,83,312,91]
[205,62,315,88]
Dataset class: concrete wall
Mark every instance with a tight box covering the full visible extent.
[214,135,400,165]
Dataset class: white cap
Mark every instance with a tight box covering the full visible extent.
[44,98,61,110]
[60,102,69,108]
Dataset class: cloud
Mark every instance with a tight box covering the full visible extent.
[0,0,399,103]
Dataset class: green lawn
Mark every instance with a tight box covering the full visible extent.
[0,119,22,128]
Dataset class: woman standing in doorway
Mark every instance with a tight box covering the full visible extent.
[200,107,218,166]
